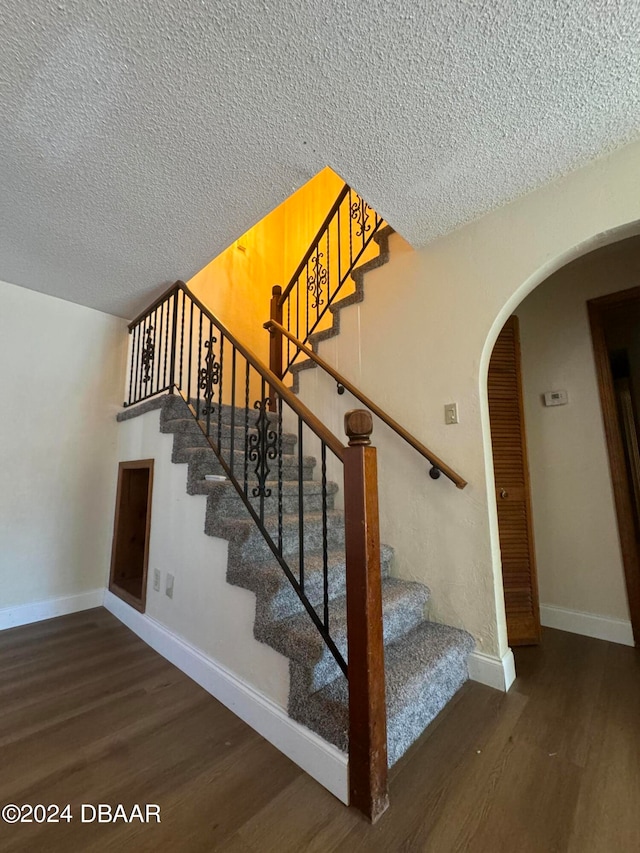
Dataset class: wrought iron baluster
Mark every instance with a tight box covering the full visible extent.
[127,326,135,405]
[351,192,371,248]
[337,203,342,296]
[248,380,277,525]
[230,346,237,477]
[321,442,329,629]
[286,298,291,370]
[141,321,155,388]
[187,298,194,403]
[136,318,144,402]
[197,311,203,419]
[277,395,283,553]
[179,289,185,390]
[204,318,214,437]
[307,249,326,320]
[218,335,224,452]
[296,279,300,351]
[244,361,250,496]
[169,291,178,392]
[298,418,305,593]
[157,301,165,391]
[153,306,159,395]
[325,225,330,313]
[348,188,354,269]
[305,261,310,342]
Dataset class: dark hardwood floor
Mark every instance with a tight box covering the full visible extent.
[0,608,638,852]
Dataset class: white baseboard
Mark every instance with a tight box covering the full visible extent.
[103,591,348,804]
[540,604,634,647]
[468,649,516,692]
[0,588,105,632]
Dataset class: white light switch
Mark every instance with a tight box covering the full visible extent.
[153,569,161,592]
[444,403,459,425]
[166,573,174,599]
[544,390,568,407]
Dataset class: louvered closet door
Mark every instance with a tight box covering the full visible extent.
[488,316,541,646]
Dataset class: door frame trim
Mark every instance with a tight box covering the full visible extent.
[588,286,640,646]
[109,459,154,614]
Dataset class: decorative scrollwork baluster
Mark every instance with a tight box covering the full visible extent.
[248,398,278,498]
[307,252,327,309]
[199,336,220,416]
[350,196,371,238]
[141,325,155,385]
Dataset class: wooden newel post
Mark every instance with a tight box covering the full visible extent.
[343,409,389,822]
[268,285,283,412]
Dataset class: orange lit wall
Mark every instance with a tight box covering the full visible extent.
[188,167,369,365]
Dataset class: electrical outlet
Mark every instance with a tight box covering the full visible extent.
[153,569,161,592]
[166,573,174,599]
[444,403,459,425]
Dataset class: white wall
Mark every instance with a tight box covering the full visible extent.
[116,410,289,707]
[0,280,126,613]
[294,138,640,659]
[517,240,640,623]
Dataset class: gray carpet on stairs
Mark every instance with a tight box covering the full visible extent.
[118,393,475,766]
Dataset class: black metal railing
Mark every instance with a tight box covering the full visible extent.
[273,184,385,376]
[125,281,349,675]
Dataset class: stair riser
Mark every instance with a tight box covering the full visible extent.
[170,429,297,456]
[220,517,345,562]
[260,584,428,692]
[256,549,394,622]
[206,490,336,519]
[161,398,280,428]
[185,455,316,487]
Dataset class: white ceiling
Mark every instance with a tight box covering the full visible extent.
[2,0,640,318]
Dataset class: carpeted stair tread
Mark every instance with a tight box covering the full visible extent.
[161,397,280,427]
[173,445,317,468]
[257,577,430,691]
[228,544,395,620]
[291,620,475,764]
[190,478,339,497]
[213,509,346,558]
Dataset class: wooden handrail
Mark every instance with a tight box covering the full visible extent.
[127,280,182,330]
[265,319,467,489]
[278,183,350,305]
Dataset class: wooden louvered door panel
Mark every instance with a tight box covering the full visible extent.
[488,315,541,645]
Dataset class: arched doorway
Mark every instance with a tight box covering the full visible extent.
[486,235,640,649]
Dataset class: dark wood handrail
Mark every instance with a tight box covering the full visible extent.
[278,183,350,305]
[265,320,467,489]
[127,280,183,330]
[130,281,347,461]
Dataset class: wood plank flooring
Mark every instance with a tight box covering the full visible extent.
[0,608,638,852]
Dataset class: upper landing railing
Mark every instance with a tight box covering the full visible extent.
[272,183,385,376]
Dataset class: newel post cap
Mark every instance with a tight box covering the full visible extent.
[345,409,373,446]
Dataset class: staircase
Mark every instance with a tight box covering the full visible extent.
[119,183,473,820]
[119,393,474,767]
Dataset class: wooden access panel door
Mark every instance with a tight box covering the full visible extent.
[109,460,154,613]
[488,316,541,645]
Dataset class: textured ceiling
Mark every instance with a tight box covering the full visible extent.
[2,0,640,318]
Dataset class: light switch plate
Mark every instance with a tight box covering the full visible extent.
[444,403,459,425]
[166,573,174,599]
[153,569,161,592]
